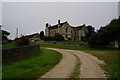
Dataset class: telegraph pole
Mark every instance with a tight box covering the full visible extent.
[16,28,18,38]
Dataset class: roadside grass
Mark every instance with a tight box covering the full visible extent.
[2,48,62,79]
[70,54,81,79]
[0,43,14,49]
[82,50,119,79]
[40,43,119,79]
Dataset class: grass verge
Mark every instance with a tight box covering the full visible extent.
[2,48,62,79]
[82,50,119,79]
[70,54,81,78]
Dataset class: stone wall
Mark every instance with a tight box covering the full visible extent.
[39,41,88,47]
[39,41,117,48]
[2,45,40,63]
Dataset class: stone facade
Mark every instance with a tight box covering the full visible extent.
[45,20,88,40]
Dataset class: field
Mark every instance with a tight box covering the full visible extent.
[40,43,119,79]
[2,48,62,79]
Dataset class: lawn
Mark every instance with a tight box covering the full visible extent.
[40,44,116,50]
[40,43,119,79]
[0,43,14,49]
[41,43,91,50]
[57,40,87,44]
[2,48,62,79]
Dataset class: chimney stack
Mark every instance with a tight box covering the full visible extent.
[58,20,60,25]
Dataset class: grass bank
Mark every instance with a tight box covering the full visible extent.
[2,48,62,79]
[40,43,119,79]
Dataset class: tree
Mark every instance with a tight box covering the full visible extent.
[40,31,44,40]
[97,26,106,32]
[105,17,120,41]
[2,30,10,41]
[88,31,110,47]
[86,25,95,41]
[88,17,120,47]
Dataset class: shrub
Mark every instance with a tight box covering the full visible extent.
[54,33,64,41]
[43,36,54,41]
[14,36,29,46]
[43,33,64,41]
[81,36,87,42]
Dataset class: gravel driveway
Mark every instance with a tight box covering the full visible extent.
[40,48,77,78]
[39,48,106,78]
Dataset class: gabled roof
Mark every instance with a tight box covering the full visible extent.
[47,21,86,30]
[71,24,86,30]
[48,21,68,29]
[26,33,39,38]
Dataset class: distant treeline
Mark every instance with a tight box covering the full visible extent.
[88,16,120,47]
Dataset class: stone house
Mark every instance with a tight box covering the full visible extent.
[45,20,88,40]
[26,33,40,42]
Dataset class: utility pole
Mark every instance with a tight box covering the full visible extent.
[16,28,18,38]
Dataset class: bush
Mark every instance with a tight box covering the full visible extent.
[14,36,29,46]
[81,36,87,42]
[43,33,64,41]
[54,33,64,41]
[43,36,54,41]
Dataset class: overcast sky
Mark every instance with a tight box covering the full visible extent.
[0,2,2,25]
[118,1,120,16]
[2,2,119,39]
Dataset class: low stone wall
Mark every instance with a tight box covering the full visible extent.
[39,41,117,48]
[39,41,88,47]
[2,45,40,63]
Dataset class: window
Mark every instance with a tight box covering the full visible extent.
[65,35,68,38]
[65,28,67,32]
